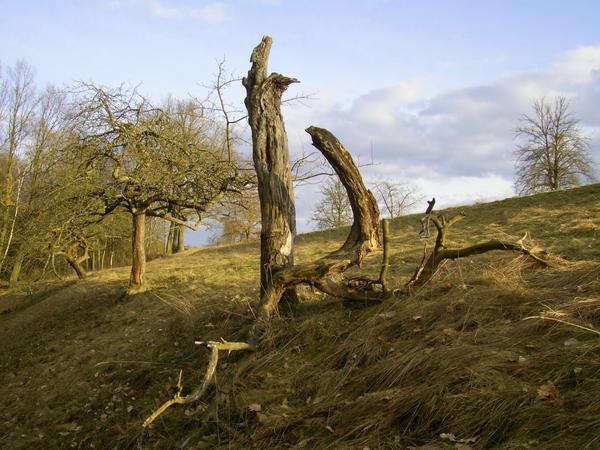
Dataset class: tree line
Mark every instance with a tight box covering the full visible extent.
[0,60,253,290]
[0,58,594,291]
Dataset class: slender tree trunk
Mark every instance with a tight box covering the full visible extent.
[166,228,173,255]
[243,36,299,298]
[0,172,25,274]
[176,224,185,253]
[378,219,391,293]
[101,244,106,270]
[0,163,14,255]
[170,222,178,254]
[51,253,64,280]
[109,251,114,268]
[9,247,25,287]
[164,220,172,255]
[129,210,147,290]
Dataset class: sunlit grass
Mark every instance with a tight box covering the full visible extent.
[1,183,599,449]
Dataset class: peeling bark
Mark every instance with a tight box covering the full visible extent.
[243,37,385,326]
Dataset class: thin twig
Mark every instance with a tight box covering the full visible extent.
[523,315,600,336]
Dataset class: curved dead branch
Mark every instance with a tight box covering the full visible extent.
[143,339,252,427]
[255,127,383,321]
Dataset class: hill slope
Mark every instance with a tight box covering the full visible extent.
[1,184,599,449]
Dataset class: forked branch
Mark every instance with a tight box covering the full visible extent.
[143,339,252,427]
[408,209,549,289]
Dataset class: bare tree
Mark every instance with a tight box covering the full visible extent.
[212,189,261,244]
[4,85,67,283]
[311,178,352,229]
[70,84,245,291]
[514,96,594,194]
[371,180,420,219]
[0,61,38,266]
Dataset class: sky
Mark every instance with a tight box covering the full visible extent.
[1,0,599,245]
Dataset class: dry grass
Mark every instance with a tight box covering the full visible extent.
[1,184,599,449]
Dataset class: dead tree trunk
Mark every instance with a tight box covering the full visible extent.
[243,36,299,298]
[255,126,382,321]
[243,37,385,326]
[129,210,147,290]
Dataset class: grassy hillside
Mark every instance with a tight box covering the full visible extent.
[1,184,599,449]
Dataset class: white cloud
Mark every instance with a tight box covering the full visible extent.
[149,1,227,22]
[552,46,600,85]
[284,45,600,228]
[106,0,228,23]
[412,173,515,209]
[290,44,600,181]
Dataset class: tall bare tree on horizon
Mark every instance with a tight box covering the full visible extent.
[514,96,595,194]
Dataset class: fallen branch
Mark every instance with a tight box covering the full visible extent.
[143,339,253,427]
[523,316,600,336]
[407,210,549,288]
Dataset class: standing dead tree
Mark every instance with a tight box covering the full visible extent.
[255,126,383,320]
[243,36,299,300]
[242,37,389,325]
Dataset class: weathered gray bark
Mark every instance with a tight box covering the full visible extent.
[243,36,299,298]
[129,210,147,290]
[242,37,386,326]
